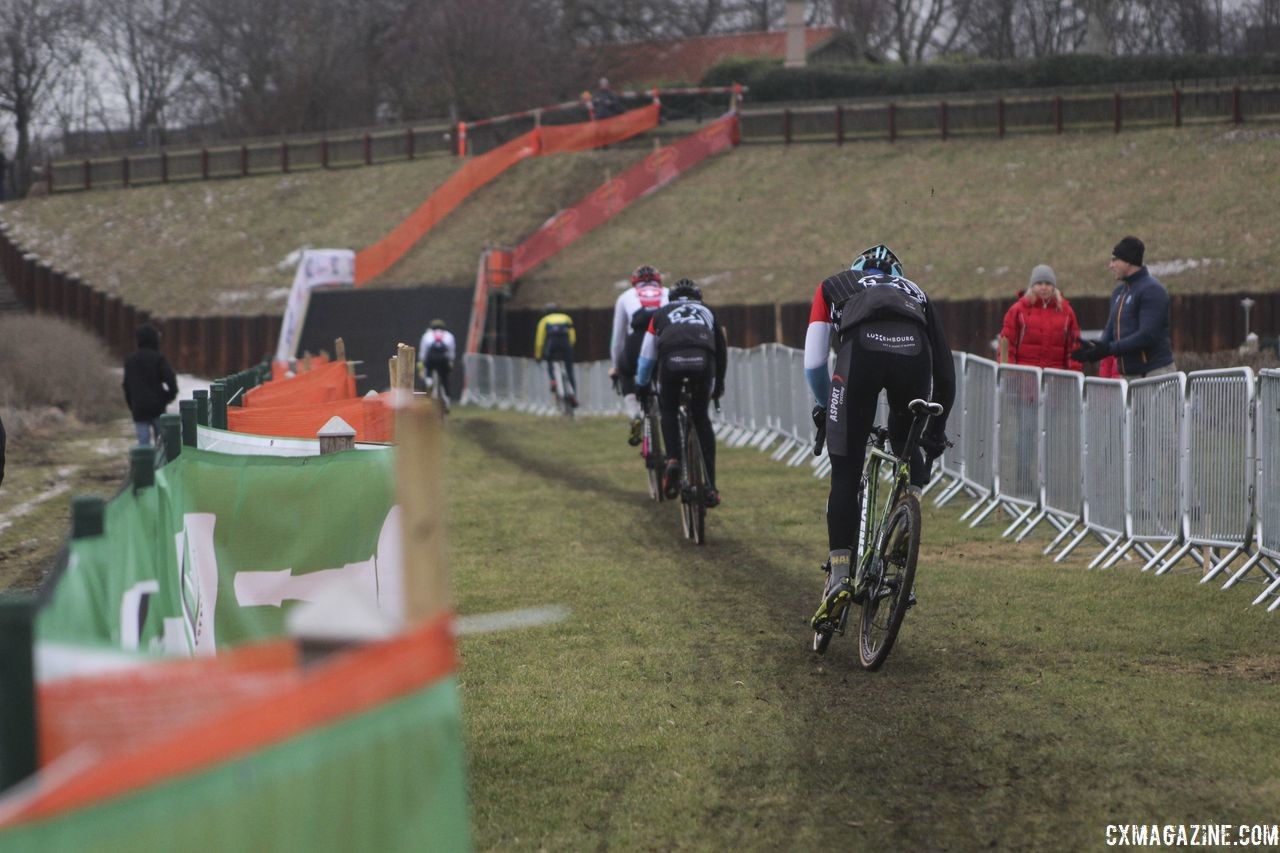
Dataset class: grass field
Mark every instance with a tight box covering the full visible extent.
[445,408,1280,850]
[3,125,1278,318]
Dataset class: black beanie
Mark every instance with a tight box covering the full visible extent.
[1112,236,1144,267]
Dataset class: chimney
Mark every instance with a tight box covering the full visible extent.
[785,0,806,69]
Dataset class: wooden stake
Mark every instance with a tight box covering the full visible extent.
[388,356,399,390]
[396,343,416,392]
[394,399,450,623]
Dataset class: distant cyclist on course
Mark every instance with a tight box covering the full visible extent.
[536,303,579,407]
[635,278,728,508]
[805,245,955,621]
[417,318,456,398]
[609,264,669,445]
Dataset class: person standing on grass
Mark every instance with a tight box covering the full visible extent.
[998,265,1083,371]
[1073,236,1176,378]
[122,324,178,446]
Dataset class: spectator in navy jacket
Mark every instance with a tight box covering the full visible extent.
[122,324,178,446]
[1073,236,1177,378]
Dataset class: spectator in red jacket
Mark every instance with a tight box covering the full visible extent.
[998,265,1083,371]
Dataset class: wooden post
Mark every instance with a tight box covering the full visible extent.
[160,413,182,462]
[193,389,209,426]
[783,108,792,145]
[888,103,897,142]
[71,495,105,539]
[388,356,399,390]
[160,150,169,183]
[130,446,156,489]
[997,98,1006,139]
[1232,86,1242,124]
[210,381,227,430]
[281,141,289,173]
[940,101,949,141]
[397,343,416,392]
[835,105,844,145]
[1054,96,1063,134]
[240,145,249,177]
[364,132,372,165]
[406,127,415,160]
[1173,88,1182,128]
[394,400,451,623]
[1114,92,1122,133]
[201,148,210,180]
[318,416,356,455]
[179,399,197,446]
[0,596,37,792]
[321,138,329,169]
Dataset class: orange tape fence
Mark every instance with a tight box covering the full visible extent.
[354,103,660,286]
[228,389,394,443]
[245,360,354,408]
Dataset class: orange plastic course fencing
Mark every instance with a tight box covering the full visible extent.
[8,617,455,827]
[228,392,395,442]
[354,103,660,285]
[270,354,330,382]
[244,361,354,408]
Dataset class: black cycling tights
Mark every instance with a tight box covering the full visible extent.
[658,364,716,490]
[543,341,577,391]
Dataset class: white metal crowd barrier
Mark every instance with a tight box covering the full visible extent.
[461,347,1280,612]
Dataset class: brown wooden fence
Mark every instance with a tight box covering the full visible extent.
[0,225,279,377]
[505,292,1279,362]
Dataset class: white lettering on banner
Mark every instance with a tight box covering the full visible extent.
[275,249,356,363]
[233,505,405,617]
[120,580,160,651]
[172,513,220,656]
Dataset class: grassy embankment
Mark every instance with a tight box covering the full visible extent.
[3,125,1278,318]
[447,409,1280,850]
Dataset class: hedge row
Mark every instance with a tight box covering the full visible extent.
[705,53,1280,101]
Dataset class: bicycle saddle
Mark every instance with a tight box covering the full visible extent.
[908,399,944,416]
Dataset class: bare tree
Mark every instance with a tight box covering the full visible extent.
[884,0,974,62]
[94,0,196,139]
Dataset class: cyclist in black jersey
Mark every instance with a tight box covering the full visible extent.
[635,279,728,508]
[804,244,956,606]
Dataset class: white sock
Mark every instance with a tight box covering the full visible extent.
[624,395,641,420]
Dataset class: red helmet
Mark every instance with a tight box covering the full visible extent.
[630,264,661,285]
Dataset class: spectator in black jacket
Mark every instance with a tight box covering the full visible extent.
[122,324,178,446]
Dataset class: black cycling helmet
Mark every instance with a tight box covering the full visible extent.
[543,302,559,314]
[669,278,702,301]
[850,244,903,278]
[429,318,447,329]
[630,264,661,285]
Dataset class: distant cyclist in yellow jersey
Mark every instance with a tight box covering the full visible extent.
[535,303,579,407]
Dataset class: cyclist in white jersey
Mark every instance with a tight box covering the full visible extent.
[609,264,669,445]
[417,319,457,398]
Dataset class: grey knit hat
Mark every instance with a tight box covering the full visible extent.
[1029,264,1056,288]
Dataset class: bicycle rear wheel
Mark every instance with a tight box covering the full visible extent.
[858,494,920,670]
[682,425,707,545]
[643,407,663,502]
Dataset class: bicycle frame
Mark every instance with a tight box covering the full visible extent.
[853,411,935,590]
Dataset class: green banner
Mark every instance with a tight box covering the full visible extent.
[0,677,470,852]
[39,447,399,654]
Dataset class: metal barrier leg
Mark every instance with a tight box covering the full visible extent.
[1012,509,1048,542]
[1154,541,1196,576]
[1200,547,1245,585]
[1222,551,1267,589]
[1043,518,1079,554]
[1099,538,1139,569]
[967,496,1002,528]
[1054,526,1093,562]
[933,478,966,507]
[1087,534,1125,570]
[1253,566,1280,606]
[1139,539,1179,572]
[959,492,991,521]
[1000,504,1037,539]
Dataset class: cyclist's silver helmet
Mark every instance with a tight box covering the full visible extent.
[850,244,903,278]
[670,278,702,301]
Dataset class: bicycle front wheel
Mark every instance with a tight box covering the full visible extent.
[858,494,920,670]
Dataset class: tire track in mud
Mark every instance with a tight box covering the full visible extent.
[456,414,984,836]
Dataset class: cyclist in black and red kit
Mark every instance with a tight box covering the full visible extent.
[805,245,955,622]
[635,278,728,508]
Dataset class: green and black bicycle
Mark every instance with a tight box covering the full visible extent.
[811,398,945,670]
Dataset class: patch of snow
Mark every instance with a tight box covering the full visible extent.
[1147,258,1221,277]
